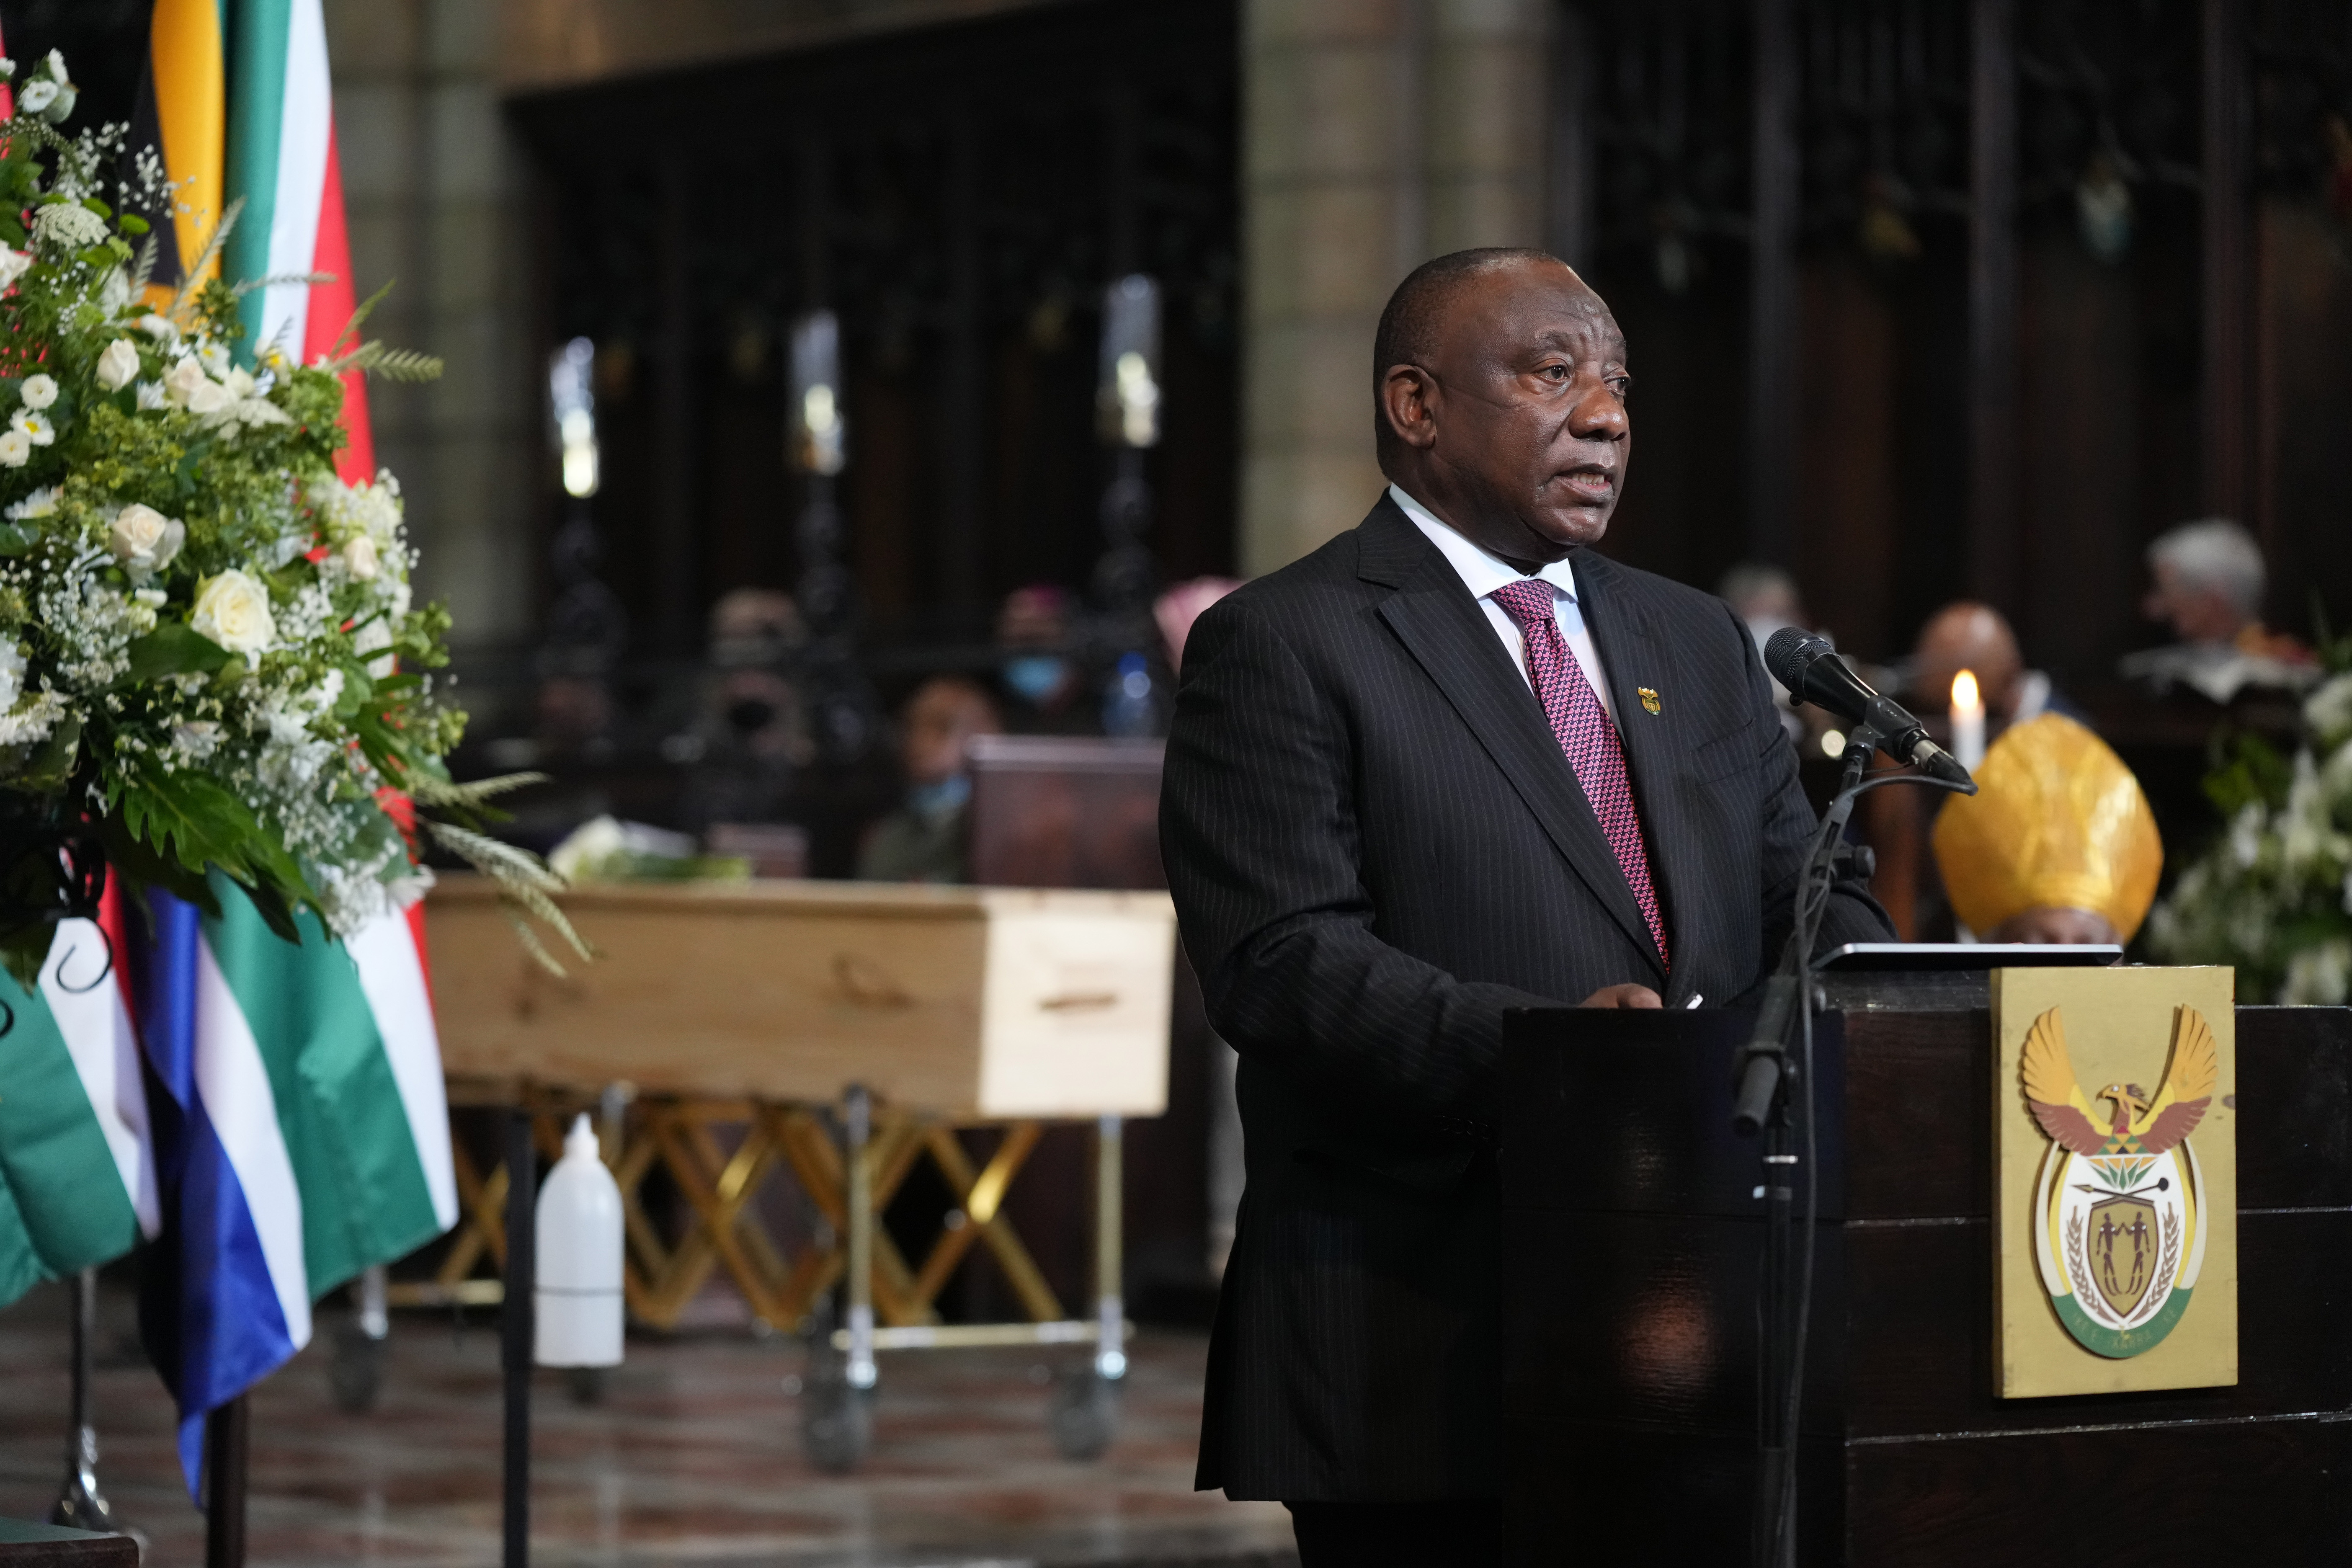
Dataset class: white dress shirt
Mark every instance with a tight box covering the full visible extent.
[1389,484,1617,724]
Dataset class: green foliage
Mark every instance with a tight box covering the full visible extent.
[0,84,577,959]
[2151,672,2352,1003]
[123,622,232,683]
[2202,731,2292,819]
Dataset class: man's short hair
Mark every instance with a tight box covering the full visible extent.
[2148,518,2266,617]
[1372,247,1570,464]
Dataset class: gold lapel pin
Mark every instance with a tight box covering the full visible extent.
[1638,687,1662,716]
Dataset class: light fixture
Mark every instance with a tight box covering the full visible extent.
[548,337,599,498]
[789,310,845,477]
[1097,274,1161,449]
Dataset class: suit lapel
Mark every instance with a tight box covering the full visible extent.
[1573,554,1695,985]
[1361,503,1666,978]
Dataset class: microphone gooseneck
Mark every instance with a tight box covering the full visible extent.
[1763,627,1976,792]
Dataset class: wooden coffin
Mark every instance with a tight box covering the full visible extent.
[424,875,1176,1118]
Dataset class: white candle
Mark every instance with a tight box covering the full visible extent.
[1950,668,1986,771]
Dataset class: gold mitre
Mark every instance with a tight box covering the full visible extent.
[1932,712,2163,941]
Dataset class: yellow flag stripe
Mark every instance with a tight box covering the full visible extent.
[149,0,226,289]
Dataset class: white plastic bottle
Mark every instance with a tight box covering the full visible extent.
[534,1113,624,1367]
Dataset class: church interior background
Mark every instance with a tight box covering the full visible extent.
[5,0,2352,1563]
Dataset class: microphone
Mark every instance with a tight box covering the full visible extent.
[1764,627,1975,789]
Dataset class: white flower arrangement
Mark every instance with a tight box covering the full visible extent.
[0,54,585,981]
[2149,668,2352,1002]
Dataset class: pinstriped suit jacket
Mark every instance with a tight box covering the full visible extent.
[1161,495,1889,1501]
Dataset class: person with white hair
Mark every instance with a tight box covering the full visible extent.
[2120,517,2316,701]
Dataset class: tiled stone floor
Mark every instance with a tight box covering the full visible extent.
[0,1282,1294,1567]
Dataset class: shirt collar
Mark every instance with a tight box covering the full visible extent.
[1388,483,1581,604]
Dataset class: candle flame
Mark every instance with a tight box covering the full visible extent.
[1951,668,1980,710]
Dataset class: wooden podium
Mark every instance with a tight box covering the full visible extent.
[1500,981,2352,1565]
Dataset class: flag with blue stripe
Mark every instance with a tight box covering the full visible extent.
[138,879,456,1496]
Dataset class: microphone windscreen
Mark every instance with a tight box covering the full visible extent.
[1763,626,1830,691]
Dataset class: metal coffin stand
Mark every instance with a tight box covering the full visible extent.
[1498,983,2352,1565]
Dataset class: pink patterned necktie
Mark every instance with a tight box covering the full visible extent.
[1488,578,1669,969]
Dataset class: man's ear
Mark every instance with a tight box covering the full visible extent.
[1381,364,1439,451]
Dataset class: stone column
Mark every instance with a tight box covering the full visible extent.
[1425,0,1552,255]
[327,0,537,678]
[1240,0,1552,576]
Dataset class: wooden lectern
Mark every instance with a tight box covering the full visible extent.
[1500,979,2352,1565]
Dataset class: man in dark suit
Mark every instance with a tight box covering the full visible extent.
[1160,248,1890,1563]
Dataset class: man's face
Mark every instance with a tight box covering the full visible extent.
[903,685,991,785]
[2143,563,2247,647]
[1991,905,2120,946]
[1383,261,1632,563]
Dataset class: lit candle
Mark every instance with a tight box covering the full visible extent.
[1950,668,1986,771]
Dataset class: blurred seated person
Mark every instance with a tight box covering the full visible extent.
[1155,576,1245,672]
[1908,601,2084,732]
[1932,713,2162,946]
[2119,518,2318,702]
[534,673,615,765]
[1718,561,1805,652]
[676,588,812,834]
[707,586,806,668]
[1718,562,1810,744]
[856,676,1002,884]
[995,584,1096,735]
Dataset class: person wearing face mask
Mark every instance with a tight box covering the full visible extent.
[995,584,1097,735]
[676,589,813,837]
[856,676,1003,884]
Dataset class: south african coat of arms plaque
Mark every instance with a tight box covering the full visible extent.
[1993,967,2239,1398]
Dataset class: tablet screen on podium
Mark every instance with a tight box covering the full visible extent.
[1813,941,2123,971]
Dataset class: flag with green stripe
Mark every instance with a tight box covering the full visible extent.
[141,877,456,1491]
[0,910,159,1308]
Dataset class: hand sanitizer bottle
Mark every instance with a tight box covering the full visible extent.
[534,1113,624,1367]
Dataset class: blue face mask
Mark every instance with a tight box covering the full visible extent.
[907,774,971,819]
[1003,654,1070,704]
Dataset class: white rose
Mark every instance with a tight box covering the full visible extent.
[109,503,185,574]
[20,373,57,410]
[190,570,276,657]
[182,378,231,416]
[18,79,56,117]
[162,357,209,407]
[343,534,379,580]
[0,430,30,468]
[94,339,139,392]
[11,411,54,446]
[0,250,29,292]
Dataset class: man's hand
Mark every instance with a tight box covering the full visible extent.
[1580,983,1663,1008]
